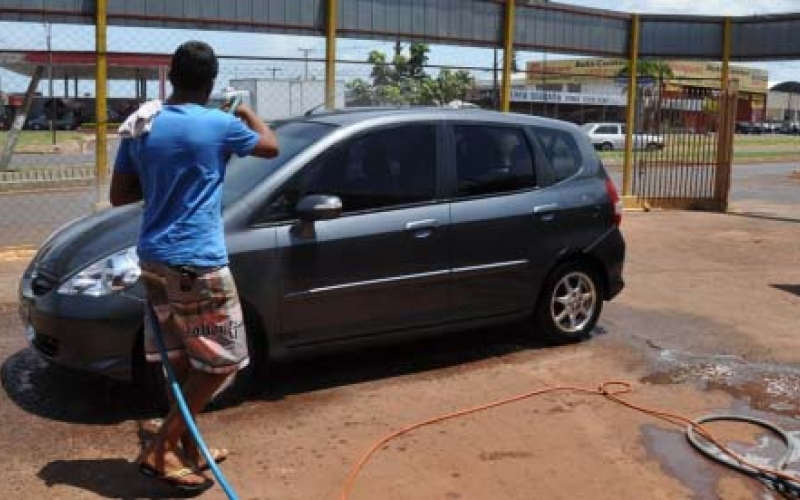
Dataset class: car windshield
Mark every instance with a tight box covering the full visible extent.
[222,120,335,207]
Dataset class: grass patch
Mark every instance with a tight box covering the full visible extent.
[0,130,86,147]
[598,133,800,164]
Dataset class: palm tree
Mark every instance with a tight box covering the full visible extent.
[618,59,674,132]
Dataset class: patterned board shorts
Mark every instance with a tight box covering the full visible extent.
[140,262,249,374]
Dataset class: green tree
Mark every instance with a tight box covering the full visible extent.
[617,58,674,85]
[346,43,474,106]
[617,59,674,132]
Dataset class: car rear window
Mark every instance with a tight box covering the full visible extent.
[531,126,584,182]
[223,121,335,207]
[453,125,535,197]
[595,125,617,134]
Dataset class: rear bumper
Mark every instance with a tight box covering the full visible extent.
[588,228,625,300]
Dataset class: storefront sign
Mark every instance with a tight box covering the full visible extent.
[511,89,626,106]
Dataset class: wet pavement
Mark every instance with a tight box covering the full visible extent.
[0,172,798,498]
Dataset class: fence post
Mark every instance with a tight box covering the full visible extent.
[94,0,108,210]
[622,14,639,202]
[325,0,337,110]
[500,0,516,112]
[714,17,733,212]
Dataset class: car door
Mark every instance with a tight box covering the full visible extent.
[267,122,450,347]
[447,122,563,321]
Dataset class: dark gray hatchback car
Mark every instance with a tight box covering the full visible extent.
[19,108,624,398]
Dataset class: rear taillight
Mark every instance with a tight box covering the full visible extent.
[605,177,622,226]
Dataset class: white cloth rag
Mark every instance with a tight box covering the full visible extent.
[118,100,163,138]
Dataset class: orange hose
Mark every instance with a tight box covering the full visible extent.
[340,380,799,499]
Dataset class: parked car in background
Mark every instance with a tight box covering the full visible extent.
[759,122,780,134]
[735,121,763,135]
[25,114,79,131]
[581,122,665,151]
[19,108,625,403]
[779,121,800,135]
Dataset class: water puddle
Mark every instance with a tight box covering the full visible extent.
[642,349,800,417]
[640,349,800,498]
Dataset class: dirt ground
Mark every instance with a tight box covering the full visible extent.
[0,207,798,499]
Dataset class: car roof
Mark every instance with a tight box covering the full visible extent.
[301,107,580,132]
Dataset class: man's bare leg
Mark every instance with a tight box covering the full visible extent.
[138,367,230,486]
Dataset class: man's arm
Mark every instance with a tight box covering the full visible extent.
[110,172,143,207]
[234,105,279,159]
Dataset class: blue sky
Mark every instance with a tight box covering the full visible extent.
[1,1,799,97]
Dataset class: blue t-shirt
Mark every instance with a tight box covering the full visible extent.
[114,104,259,267]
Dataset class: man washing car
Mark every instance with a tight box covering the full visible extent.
[110,40,278,490]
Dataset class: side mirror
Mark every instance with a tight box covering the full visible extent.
[296,194,342,222]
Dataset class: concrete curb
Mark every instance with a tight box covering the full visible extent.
[0,167,95,192]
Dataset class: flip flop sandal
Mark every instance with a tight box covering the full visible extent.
[138,463,214,492]
[196,448,229,471]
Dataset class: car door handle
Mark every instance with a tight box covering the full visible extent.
[405,219,438,231]
[533,204,559,214]
[404,219,438,238]
[533,204,559,222]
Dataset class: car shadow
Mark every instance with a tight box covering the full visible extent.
[38,458,205,499]
[2,321,603,422]
[256,322,600,402]
[1,346,161,425]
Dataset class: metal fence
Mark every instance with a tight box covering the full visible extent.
[0,10,790,251]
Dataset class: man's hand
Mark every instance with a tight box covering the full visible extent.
[233,104,279,159]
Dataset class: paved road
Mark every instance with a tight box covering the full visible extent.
[4,139,119,169]
[607,162,800,219]
[8,153,96,168]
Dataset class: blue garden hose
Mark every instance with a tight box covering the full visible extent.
[146,305,240,500]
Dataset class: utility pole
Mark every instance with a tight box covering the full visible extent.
[493,48,499,110]
[45,22,55,145]
[298,48,312,80]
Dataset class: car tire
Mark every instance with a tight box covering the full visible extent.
[600,142,613,151]
[645,143,661,151]
[533,261,603,344]
[136,307,266,412]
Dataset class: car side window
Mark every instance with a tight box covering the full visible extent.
[534,127,584,182]
[595,125,616,134]
[267,124,437,220]
[453,125,535,197]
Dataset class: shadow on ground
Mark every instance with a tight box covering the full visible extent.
[2,321,603,423]
[38,459,206,499]
[260,323,596,401]
[0,346,160,424]
[772,284,800,298]
[727,211,800,225]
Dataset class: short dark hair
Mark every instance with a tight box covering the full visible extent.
[168,41,219,92]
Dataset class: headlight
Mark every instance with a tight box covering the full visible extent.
[58,247,141,297]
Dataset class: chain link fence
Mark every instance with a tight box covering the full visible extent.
[1,15,794,250]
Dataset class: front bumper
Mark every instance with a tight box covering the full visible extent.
[19,276,145,381]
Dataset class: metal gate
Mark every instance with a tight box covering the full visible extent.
[628,86,737,211]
